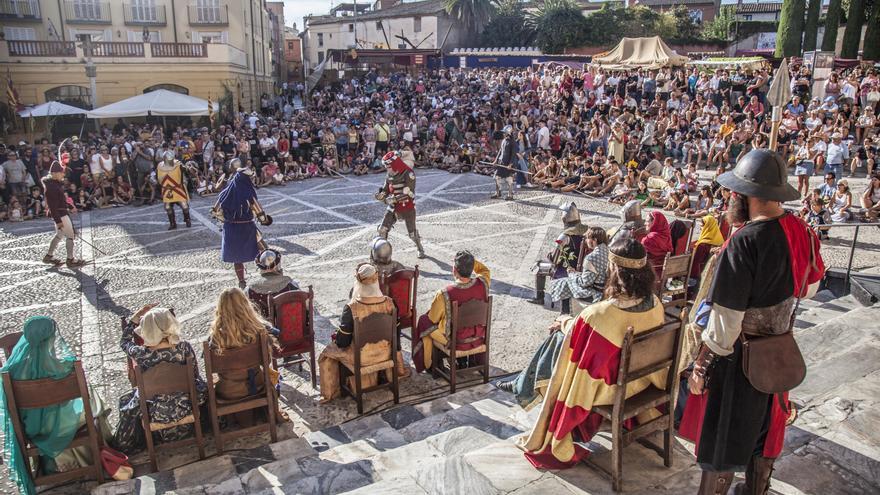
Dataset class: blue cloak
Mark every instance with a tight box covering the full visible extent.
[217,171,260,263]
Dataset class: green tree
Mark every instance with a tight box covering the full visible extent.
[527,0,591,53]
[775,0,806,57]
[667,5,701,40]
[841,0,866,57]
[865,4,880,59]
[822,0,844,51]
[803,0,822,51]
[444,0,497,36]
[702,5,735,41]
[480,5,534,47]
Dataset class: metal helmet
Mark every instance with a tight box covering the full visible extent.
[621,200,643,225]
[162,150,175,162]
[370,237,393,264]
[502,125,513,136]
[228,157,242,171]
[255,249,282,272]
[716,149,800,202]
[561,202,581,228]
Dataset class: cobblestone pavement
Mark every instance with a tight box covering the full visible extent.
[0,169,877,493]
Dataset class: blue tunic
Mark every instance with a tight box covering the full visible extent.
[217,172,260,263]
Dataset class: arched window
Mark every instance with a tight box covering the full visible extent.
[44,85,91,109]
[143,84,189,94]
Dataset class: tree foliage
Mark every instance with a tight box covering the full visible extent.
[527,0,592,53]
[701,5,735,41]
[803,0,822,51]
[444,0,497,35]
[822,0,843,51]
[865,4,880,60]
[480,7,535,47]
[841,0,866,57]
[776,0,805,57]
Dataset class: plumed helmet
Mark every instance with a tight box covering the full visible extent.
[621,200,643,224]
[381,150,400,167]
[255,249,282,272]
[561,202,581,228]
[162,150,175,162]
[716,149,800,202]
[370,237,393,264]
[49,160,65,174]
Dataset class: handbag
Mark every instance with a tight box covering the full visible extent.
[740,223,814,395]
[100,446,134,481]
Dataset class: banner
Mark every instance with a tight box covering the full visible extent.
[306,56,331,94]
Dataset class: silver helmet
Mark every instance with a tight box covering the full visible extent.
[561,202,581,228]
[255,249,282,272]
[162,150,175,162]
[621,200,643,225]
[370,237,393,264]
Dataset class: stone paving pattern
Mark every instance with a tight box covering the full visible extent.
[0,170,878,494]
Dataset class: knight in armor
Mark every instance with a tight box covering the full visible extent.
[491,125,516,200]
[376,151,426,259]
[609,199,647,242]
[370,237,405,280]
[247,248,299,318]
[528,202,588,313]
[157,150,192,230]
[688,150,826,495]
[213,158,273,289]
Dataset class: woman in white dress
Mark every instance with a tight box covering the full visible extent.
[829,179,853,222]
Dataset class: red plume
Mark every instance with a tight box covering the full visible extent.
[60,152,70,167]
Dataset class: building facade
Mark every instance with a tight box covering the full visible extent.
[0,0,276,113]
[266,1,285,83]
[284,26,303,82]
[301,0,468,73]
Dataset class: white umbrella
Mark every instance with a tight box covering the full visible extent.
[87,89,219,118]
[18,101,88,118]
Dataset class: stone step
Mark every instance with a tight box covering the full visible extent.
[794,293,864,329]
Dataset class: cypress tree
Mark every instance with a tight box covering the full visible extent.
[775,0,806,57]
[822,0,843,52]
[864,5,880,60]
[841,0,866,58]
[803,0,822,51]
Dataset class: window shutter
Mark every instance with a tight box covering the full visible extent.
[104,29,113,42]
[192,31,202,43]
[221,31,229,44]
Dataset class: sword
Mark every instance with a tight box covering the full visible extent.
[478,161,536,176]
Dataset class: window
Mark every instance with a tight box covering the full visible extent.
[144,84,189,94]
[69,28,109,42]
[287,41,294,49]
[127,30,161,42]
[317,32,324,47]
[45,85,91,108]
[742,14,752,21]
[72,0,102,20]
[688,9,703,23]
[348,24,354,32]
[317,51,324,63]
[2,27,37,41]
[193,31,227,43]
[130,0,157,22]
[414,16,421,32]
[194,0,221,23]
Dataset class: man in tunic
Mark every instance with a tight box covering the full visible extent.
[688,149,825,495]
[376,150,426,259]
[213,158,272,289]
[247,248,298,318]
[42,160,85,268]
[157,150,191,230]
[491,125,516,200]
[412,251,490,373]
[529,202,588,312]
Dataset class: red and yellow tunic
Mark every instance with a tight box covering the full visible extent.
[157,161,189,203]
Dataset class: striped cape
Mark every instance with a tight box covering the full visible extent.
[520,296,666,469]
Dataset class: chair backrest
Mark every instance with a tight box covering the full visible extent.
[0,331,23,364]
[616,309,687,394]
[2,362,86,409]
[203,334,266,375]
[451,296,493,350]
[269,287,314,346]
[661,253,692,281]
[383,266,419,326]
[671,219,694,256]
[576,242,593,272]
[353,310,397,349]
[136,356,198,401]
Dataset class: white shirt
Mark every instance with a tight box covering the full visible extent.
[537,126,551,149]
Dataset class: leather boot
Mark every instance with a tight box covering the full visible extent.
[183,208,192,228]
[733,456,775,495]
[167,210,177,230]
[698,470,734,495]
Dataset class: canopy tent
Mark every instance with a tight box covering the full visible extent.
[687,57,769,72]
[18,101,88,118]
[592,37,689,70]
[87,89,218,118]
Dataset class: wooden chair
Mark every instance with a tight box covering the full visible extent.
[1,361,105,487]
[269,287,316,388]
[203,333,278,453]
[121,308,176,387]
[339,308,400,415]
[0,331,22,365]
[671,219,694,256]
[587,308,687,492]
[576,240,593,272]
[133,356,206,472]
[656,253,692,310]
[431,296,493,394]
[381,266,419,346]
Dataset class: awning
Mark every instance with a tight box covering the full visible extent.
[87,89,218,118]
[592,37,689,69]
[18,101,88,118]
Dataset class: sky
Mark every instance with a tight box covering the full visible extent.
[282,0,335,31]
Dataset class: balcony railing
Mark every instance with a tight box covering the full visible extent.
[123,3,166,26]
[151,42,207,58]
[187,4,228,26]
[0,0,40,20]
[64,0,111,24]
[8,40,76,57]
[91,42,144,57]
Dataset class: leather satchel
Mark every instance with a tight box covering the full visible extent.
[740,222,815,395]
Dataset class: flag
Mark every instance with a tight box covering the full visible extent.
[306,55,331,94]
[208,95,215,125]
[6,69,23,112]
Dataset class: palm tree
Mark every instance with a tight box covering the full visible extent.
[444,0,498,35]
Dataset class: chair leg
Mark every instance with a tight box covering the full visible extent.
[482,352,489,384]
[611,419,623,492]
[392,359,400,405]
[449,353,457,394]
[355,369,363,415]
[431,347,439,379]
[212,411,224,454]
[309,350,317,389]
[663,424,673,468]
[194,417,206,460]
[267,390,278,444]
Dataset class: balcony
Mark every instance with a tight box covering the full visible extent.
[0,0,41,21]
[188,3,228,26]
[7,40,75,57]
[64,0,111,24]
[2,40,245,66]
[151,42,207,58]
[123,3,166,26]
[91,42,144,57]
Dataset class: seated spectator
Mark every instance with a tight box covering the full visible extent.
[643,211,673,277]
[413,251,490,373]
[829,179,853,223]
[548,227,609,313]
[519,238,666,468]
[0,316,113,494]
[112,306,207,454]
[689,215,725,292]
[862,174,880,221]
[806,197,832,240]
[247,249,298,318]
[318,263,402,402]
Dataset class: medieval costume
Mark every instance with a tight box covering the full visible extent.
[247,249,298,318]
[42,160,85,268]
[370,237,405,280]
[214,159,272,289]
[491,126,516,200]
[609,200,647,242]
[413,252,490,373]
[530,203,588,313]
[157,151,191,230]
[688,215,725,297]
[643,210,673,277]
[376,151,426,258]
[519,247,666,469]
[549,240,609,307]
[691,150,825,495]
[318,264,398,402]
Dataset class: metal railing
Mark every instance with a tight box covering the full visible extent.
[91,41,145,57]
[0,0,40,20]
[151,42,207,58]
[187,3,227,25]
[64,0,111,24]
[821,222,880,292]
[123,3,166,25]
[7,40,76,57]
